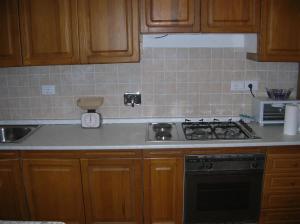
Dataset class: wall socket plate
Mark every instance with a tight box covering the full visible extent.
[230,80,259,91]
[245,80,258,91]
[230,81,245,91]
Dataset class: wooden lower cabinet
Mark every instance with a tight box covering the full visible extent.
[4,147,300,224]
[260,148,300,223]
[143,157,184,224]
[0,158,27,220]
[260,209,300,224]
[22,159,85,224]
[262,192,300,209]
[81,158,142,224]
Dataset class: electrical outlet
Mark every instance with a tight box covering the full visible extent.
[230,81,245,91]
[244,80,258,91]
[41,85,56,95]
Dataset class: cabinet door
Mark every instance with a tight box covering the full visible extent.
[22,159,85,224]
[260,209,300,224]
[0,0,22,67]
[0,159,27,220]
[258,0,300,61]
[81,159,142,224]
[262,192,300,209]
[141,0,201,33]
[78,0,139,64]
[264,174,300,192]
[201,0,260,32]
[19,0,80,65]
[266,152,300,173]
[143,158,184,224]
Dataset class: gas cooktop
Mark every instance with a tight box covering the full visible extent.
[146,120,260,142]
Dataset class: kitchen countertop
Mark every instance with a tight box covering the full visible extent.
[1,122,300,150]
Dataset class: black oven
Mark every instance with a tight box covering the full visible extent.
[184,154,265,224]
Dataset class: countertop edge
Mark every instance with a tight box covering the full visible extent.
[1,141,300,150]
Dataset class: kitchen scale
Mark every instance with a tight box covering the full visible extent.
[77,97,104,128]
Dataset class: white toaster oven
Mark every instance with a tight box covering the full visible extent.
[252,97,300,126]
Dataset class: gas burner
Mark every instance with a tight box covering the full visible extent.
[184,126,215,140]
[182,120,256,140]
[191,129,214,140]
[155,131,172,141]
[152,123,172,133]
[147,123,179,141]
[214,126,246,139]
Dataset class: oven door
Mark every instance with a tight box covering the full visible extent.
[184,171,263,224]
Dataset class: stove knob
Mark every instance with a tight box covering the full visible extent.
[205,162,213,169]
[198,163,205,169]
[250,162,259,169]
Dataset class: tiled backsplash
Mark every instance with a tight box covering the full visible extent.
[0,48,298,120]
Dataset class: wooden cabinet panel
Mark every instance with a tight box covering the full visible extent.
[262,192,300,209]
[0,159,27,220]
[81,150,142,159]
[261,149,300,223]
[260,209,300,224]
[201,0,260,32]
[78,0,139,63]
[264,174,300,192]
[143,158,184,224]
[248,0,300,62]
[141,0,201,33]
[266,153,300,173]
[260,0,300,61]
[0,0,22,67]
[19,0,80,65]
[81,159,142,224]
[22,159,85,224]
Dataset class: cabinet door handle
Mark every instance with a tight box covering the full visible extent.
[155,167,171,171]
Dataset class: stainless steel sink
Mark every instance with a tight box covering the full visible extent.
[0,125,40,143]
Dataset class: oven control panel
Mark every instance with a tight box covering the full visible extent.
[185,154,265,172]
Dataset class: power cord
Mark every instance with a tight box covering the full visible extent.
[248,83,255,98]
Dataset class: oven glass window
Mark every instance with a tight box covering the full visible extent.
[196,182,250,211]
[185,173,263,223]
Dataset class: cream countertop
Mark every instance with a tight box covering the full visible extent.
[0,122,300,150]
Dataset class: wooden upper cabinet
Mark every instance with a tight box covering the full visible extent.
[78,0,140,64]
[19,0,80,65]
[0,0,22,67]
[248,0,300,62]
[201,0,260,32]
[143,158,184,224]
[141,0,201,33]
[81,159,142,224]
[0,159,27,220]
[22,159,85,224]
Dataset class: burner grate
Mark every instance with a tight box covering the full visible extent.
[182,121,250,140]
